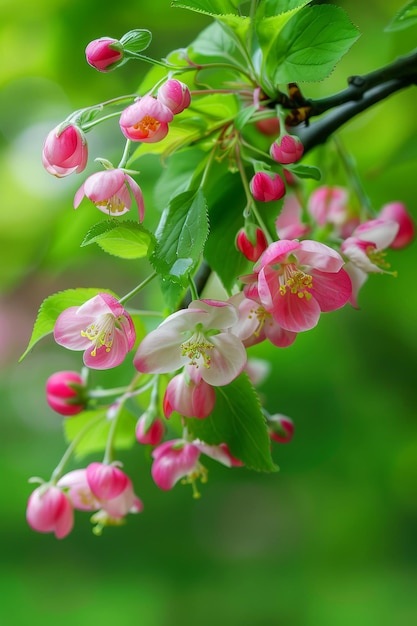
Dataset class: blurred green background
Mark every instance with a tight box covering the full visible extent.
[1,1,417,624]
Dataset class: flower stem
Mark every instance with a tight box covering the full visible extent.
[119,271,158,305]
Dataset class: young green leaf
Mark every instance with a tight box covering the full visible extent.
[171,0,240,17]
[384,0,417,31]
[150,189,209,286]
[81,220,155,259]
[19,287,118,361]
[188,372,278,472]
[120,29,152,53]
[285,163,322,181]
[266,5,360,84]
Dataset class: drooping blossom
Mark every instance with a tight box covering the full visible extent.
[119,95,173,142]
[249,171,286,202]
[243,240,352,333]
[270,135,304,164]
[86,462,130,501]
[46,370,86,416]
[74,168,145,220]
[42,124,88,177]
[134,299,247,386]
[26,485,74,539]
[163,372,216,419]
[276,193,311,240]
[85,37,124,72]
[341,218,399,307]
[307,186,359,238]
[135,415,165,445]
[54,293,136,370]
[157,79,191,114]
[267,414,294,443]
[236,226,268,262]
[229,292,297,348]
[151,438,242,492]
[379,202,415,249]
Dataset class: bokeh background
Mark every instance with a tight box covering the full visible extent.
[1,1,417,624]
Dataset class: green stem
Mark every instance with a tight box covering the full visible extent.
[188,276,199,301]
[118,139,132,169]
[119,271,158,305]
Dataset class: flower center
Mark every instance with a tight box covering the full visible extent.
[81,313,115,357]
[95,194,126,215]
[181,329,214,369]
[279,263,313,299]
[133,115,160,137]
[249,306,273,338]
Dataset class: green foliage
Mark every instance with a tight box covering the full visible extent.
[384,0,417,31]
[150,189,209,286]
[19,288,118,362]
[189,372,277,472]
[264,4,360,84]
[81,220,155,259]
[120,29,152,53]
[171,0,241,17]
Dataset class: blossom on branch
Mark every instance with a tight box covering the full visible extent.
[134,299,247,386]
[26,485,74,539]
[85,37,124,72]
[46,370,86,416]
[157,79,191,114]
[74,168,145,220]
[119,95,173,143]
[54,293,136,370]
[42,124,88,177]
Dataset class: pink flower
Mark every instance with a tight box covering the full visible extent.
[46,370,86,416]
[134,299,247,386]
[276,193,311,240]
[245,240,352,332]
[236,227,268,262]
[26,485,73,539]
[74,168,145,220]
[85,37,124,72]
[42,124,88,177]
[119,95,173,143]
[270,135,304,164]
[341,218,399,307]
[151,439,242,491]
[157,79,191,114]
[135,415,165,445]
[54,293,136,370]
[249,172,286,202]
[163,373,216,419]
[379,202,415,249]
[86,462,130,501]
[267,414,294,443]
[307,186,359,237]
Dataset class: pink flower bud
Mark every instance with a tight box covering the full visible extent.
[236,227,268,262]
[151,440,201,490]
[86,463,130,501]
[255,114,280,136]
[268,414,294,443]
[46,371,86,416]
[270,135,304,164]
[163,373,216,419]
[26,485,74,539]
[85,37,124,72]
[135,415,165,445]
[249,172,286,202]
[42,124,88,177]
[379,202,415,249]
[157,79,191,114]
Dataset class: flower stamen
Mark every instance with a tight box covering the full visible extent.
[81,313,115,356]
[181,331,214,369]
[279,264,313,299]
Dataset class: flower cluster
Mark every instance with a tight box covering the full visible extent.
[26,17,415,540]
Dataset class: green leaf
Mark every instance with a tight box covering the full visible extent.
[64,407,137,459]
[285,163,322,181]
[256,0,309,67]
[189,21,249,74]
[385,0,417,31]
[171,0,240,17]
[81,220,155,259]
[188,372,277,472]
[257,0,309,18]
[266,5,360,84]
[120,29,152,53]
[19,287,118,361]
[150,189,209,286]
[234,104,258,131]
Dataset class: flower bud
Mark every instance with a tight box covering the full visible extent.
[86,462,130,501]
[379,202,415,249]
[42,124,88,177]
[157,79,191,114]
[236,226,268,262]
[268,414,294,443]
[163,374,216,420]
[85,37,124,72]
[249,171,286,202]
[46,371,86,416]
[26,485,73,539]
[135,415,165,445]
[270,135,304,164]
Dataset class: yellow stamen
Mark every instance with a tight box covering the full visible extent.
[181,331,214,369]
[81,313,115,357]
[96,194,126,215]
[134,115,160,136]
[279,264,313,299]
